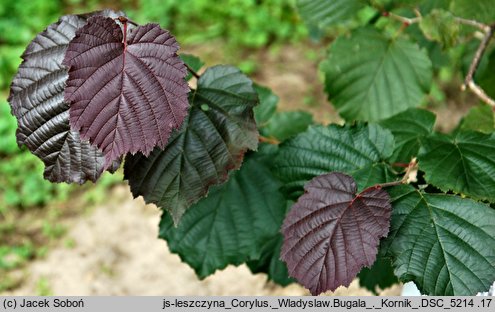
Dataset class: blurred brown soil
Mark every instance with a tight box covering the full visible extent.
[4,186,400,296]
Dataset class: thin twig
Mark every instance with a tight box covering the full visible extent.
[382,9,495,106]
[373,180,405,188]
[373,158,419,189]
[185,63,200,79]
[115,16,139,27]
[465,81,495,107]
[388,12,421,25]
[462,24,495,107]
[454,17,490,32]
[259,136,280,145]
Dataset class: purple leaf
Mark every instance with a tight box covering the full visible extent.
[281,172,391,295]
[7,11,123,184]
[63,16,190,167]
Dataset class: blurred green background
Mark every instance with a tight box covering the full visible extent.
[0,0,307,292]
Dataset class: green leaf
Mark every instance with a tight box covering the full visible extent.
[419,0,451,14]
[180,54,204,81]
[450,0,495,24]
[419,9,459,48]
[358,255,399,295]
[322,27,432,121]
[124,65,259,224]
[457,104,494,134]
[478,50,495,100]
[296,0,364,29]
[262,111,313,141]
[158,154,287,278]
[254,84,278,127]
[379,108,436,163]
[273,123,395,198]
[384,185,495,295]
[246,232,294,286]
[419,131,495,202]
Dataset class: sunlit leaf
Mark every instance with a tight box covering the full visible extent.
[322,27,432,121]
[296,0,364,29]
[456,104,494,134]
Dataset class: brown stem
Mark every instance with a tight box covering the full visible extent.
[116,16,139,27]
[381,9,495,106]
[374,180,405,188]
[185,63,200,79]
[374,158,419,189]
[259,136,280,145]
[387,12,420,25]
[462,24,495,107]
[454,17,490,32]
[122,19,128,51]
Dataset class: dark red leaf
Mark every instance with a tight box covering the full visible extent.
[281,172,391,295]
[63,16,189,167]
[7,11,123,184]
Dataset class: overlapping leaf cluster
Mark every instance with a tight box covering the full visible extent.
[7,10,260,222]
[6,1,495,298]
[156,85,495,296]
[156,0,495,297]
[282,0,495,296]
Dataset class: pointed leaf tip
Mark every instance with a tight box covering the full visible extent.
[63,15,190,168]
[281,172,392,295]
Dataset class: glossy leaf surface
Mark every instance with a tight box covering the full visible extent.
[158,154,286,277]
[7,11,122,183]
[384,185,495,295]
[125,65,258,223]
[281,172,392,295]
[419,131,495,201]
[63,16,190,167]
[274,123,395,198]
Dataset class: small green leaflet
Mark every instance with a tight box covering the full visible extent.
[158,154,287,278]
[273,123,396,199]
[124,65,258,224]
[419,9,459,48]
[419,131,495,202]
[379,108,436,163]
[296,0,364,29]
[322,27,432,121]
[384,185,495,295]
